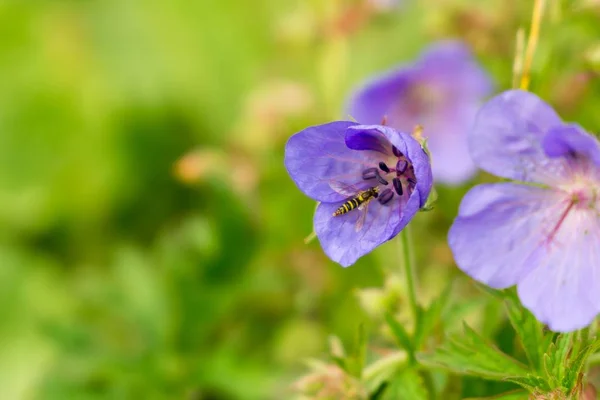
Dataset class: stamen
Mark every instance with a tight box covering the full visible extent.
[375,170,389,185]
[378,188,394,205]
[362,167,378,180]
[396,160,408,175]
[378,161,390,173]
[392,177,403,196]
[407,177,417,186]
[392,146,403,157]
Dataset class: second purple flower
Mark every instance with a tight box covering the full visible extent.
[449,90,600,332]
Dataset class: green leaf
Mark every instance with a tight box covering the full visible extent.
[384,312,414,362]
[562,335,600,390]
[418,323,530,380]
[543,333,572,387]
[363,351,406,394]
[420,186,438,212]
[413,281,452,350]
[331,355,348,373]
[504,291,545,372]
[505,375,552,393]
[572,327,591,359]
[382,369,428,400]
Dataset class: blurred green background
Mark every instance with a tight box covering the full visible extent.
[1,0,599,398]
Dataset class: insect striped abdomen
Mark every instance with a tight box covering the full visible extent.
[332,188,377,217]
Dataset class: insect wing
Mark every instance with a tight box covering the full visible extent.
[355,200,370,232]
[329,181,361,197]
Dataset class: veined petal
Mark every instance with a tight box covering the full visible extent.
[346,125,405,156]
[449,183,564,289]
[517,209,600,332]
[314,197,409,267]
[285,121,379,202]
[400,131,433,209]
[469,90,564,184]
[344,126,393,154]
[543,123,600,167]
[389,188,421,238]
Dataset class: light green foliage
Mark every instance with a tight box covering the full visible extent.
[503,290,545,373]
[1,0,600,399]
[419,322,530,380]
[382,369,428,400]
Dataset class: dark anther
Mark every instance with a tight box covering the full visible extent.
[407,177,417,186]
[375,170,389,185]
[392,146,403,157]
[362,167,378,180]
[392,177,403,196]
[378,161,390,173]
[378,188,394,205]
[396,160,408,175]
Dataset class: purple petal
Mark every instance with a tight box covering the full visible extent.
[400,132,433,209]
[314,192,419,267]
[469,90,565,184]
[542,123,600,167]
[449,183,565,289]
[346,67,413,129]
[285,121,379,202]
[517,208,600,332]
[389,188,421,238]
[425,114,478,184]
[413,41,493,100]
[344,127,392,154]
[346,41,491,126]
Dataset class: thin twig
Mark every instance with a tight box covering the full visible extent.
[520,0,547,90]
[512,28,526,89]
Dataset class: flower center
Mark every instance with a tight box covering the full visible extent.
[399,83,446,120]
[544,180,600,244]
[557,175,600,211]
[361,145,417,205]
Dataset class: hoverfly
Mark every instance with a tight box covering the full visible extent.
[330,182,380,232]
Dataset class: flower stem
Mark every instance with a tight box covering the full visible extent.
[400,224,419,324]
[520,0,546,90]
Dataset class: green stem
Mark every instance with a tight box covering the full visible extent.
[400,224,419,325]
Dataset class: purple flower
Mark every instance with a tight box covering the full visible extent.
[449,89,600,332]
[285,121,433,266]
[346,41,493,185]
